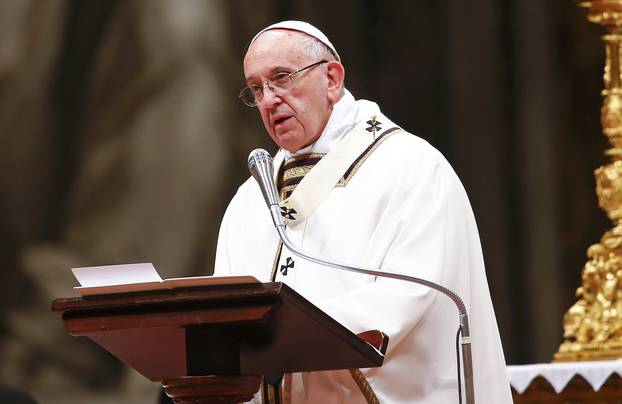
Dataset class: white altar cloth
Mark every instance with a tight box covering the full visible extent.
[507,359,622,394]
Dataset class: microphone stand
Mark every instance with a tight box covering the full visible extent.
[248,149,475,404]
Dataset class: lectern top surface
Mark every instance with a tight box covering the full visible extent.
[52,282,386,380]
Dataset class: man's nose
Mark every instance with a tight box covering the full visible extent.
[258,86,281,108]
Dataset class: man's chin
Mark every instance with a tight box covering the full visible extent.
[274,133,303,153]
[281,144,302,153]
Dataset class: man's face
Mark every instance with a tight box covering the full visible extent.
[243,30,335,152]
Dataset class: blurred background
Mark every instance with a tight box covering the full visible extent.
[0,0,609,402]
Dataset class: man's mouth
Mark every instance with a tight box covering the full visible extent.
[273,116,292,127]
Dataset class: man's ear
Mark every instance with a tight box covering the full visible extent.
[326,61,345,102]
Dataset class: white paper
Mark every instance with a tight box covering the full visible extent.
[71,263,162,287]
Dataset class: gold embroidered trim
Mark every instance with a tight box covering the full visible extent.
[270,241,283,282]
[279,185,297,200]
[282,152,325,164]
[348,368,380,404]
[337,127,403,187]
[282,165,313,181]
[277,153,326,200]
[260,382,266,403]
[260,376,284,404]
[268,384,276,403]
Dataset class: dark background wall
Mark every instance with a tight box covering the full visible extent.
[0,0,609,401]
[228,0,607,365]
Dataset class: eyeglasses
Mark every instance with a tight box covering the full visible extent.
[239,60,327,107]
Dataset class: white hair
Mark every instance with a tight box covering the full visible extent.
[298,32,344,96]
[299,34,339,62]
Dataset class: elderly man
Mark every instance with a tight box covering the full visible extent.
[214,21,512,404]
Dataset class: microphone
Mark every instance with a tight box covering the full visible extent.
[248,148,286,229]
[247,148,475,404]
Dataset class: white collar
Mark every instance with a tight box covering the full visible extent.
[283,89,358,158]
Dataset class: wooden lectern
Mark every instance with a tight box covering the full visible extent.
[52,282,388,403]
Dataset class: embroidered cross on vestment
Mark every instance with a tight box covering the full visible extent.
[280,206,297,220]
[280,257,294,275]
[365,115,382,139]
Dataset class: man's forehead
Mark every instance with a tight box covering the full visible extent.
[243,30,308,77]
[246,29,305,57]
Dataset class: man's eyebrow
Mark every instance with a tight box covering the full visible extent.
[245,65,293,84]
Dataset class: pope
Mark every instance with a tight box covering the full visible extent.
[215,20,513,404]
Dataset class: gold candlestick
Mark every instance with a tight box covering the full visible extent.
[555,0,622,362]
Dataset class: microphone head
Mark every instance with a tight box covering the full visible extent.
[248,148,272,172]
[247,148,280,207]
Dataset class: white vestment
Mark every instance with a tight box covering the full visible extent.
[214,91,512,404]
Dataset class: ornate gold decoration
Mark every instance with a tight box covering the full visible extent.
[555,0,622,361]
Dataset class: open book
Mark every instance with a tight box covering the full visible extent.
[71,263,258,296]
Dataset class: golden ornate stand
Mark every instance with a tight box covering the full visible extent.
[555,0,622,362]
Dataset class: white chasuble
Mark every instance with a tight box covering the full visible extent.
[214,94,513,404]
